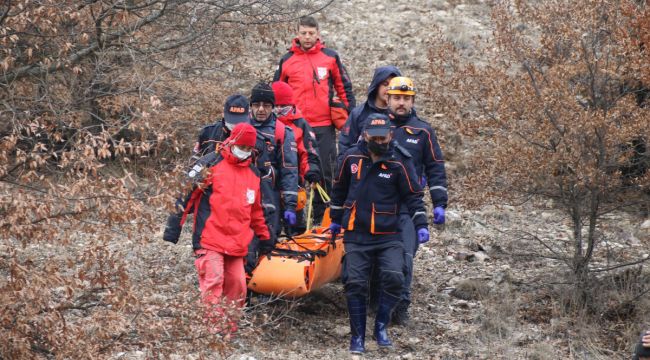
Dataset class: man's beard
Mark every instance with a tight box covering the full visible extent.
[389,107,411,123]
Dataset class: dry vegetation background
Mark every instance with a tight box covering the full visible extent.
[1,0,650,359]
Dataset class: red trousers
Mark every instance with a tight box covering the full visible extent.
[194,249,247,308]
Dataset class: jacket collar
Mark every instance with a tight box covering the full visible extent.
[290,38,324,55]
[252,113,276,128]
[366,100,387,113]
[390,109,418,127]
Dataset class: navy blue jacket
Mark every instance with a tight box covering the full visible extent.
[330,141,428,244]
[338,65,402,161]
[392,113,448,208]
[252,114,299,211]
[192,116,299,211]
[194,119,229,159]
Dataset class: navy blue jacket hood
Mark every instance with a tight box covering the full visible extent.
[337,66,402,160]
[366,65,402,107]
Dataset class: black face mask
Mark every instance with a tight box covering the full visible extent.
[367,140,390,155]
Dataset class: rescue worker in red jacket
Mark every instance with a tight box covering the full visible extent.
[164,94,255,247]
[271,81,322,231]
[273,16,356,224]
[163,123,271,329]
[271,80,322,185]
[329,114,429,354]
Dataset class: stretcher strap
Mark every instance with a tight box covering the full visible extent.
[305,183,331,232]
[268,233,336,263]
[267,247,327,263]
[306,186,315,232]
[315,182,330,202]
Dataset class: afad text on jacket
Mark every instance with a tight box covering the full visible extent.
[330,141,428,244]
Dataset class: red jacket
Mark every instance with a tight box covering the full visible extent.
[274,39,356,128]
[277,108,321,182]
[188,147,270,256]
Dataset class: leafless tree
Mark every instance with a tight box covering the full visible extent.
[0,1,333,357]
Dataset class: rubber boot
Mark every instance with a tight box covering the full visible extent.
[347,298,366,354]
[374,293,399,347]
[390,300,410,326]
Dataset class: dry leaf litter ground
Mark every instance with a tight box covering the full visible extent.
[7,0,650,359]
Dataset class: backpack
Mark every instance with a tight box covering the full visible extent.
[274,120,286,146]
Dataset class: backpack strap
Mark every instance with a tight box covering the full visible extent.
[274,120,286,146]
[395,144,412,158]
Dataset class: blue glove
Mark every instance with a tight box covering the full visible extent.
[433,206,445,225]
[328,222,341,237]
[417,228,430,244]
[283,210,297,226]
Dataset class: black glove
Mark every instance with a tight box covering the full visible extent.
[305,170,321,184]
[258,239,274,255]
[162,213,182,244]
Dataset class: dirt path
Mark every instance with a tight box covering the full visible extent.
[216,1,533,359]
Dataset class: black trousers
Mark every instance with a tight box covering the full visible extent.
[312,125,337,223]
[342,240,405,301]
[246,179,279,274]
[399,214,418,304]
[369,213,417,305]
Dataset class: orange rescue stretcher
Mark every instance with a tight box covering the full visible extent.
[247,185,344,298]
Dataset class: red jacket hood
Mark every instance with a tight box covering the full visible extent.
[290,38,324,55]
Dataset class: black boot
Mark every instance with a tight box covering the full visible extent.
[390,300,410,326]
[374,293,399,347]
[347,298,366,354]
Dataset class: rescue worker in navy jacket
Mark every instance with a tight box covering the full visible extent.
[328,114,430,354]
[245,83,299,272]
[193,94,251,159]
[384,76,448,324]
[338,65,402,160]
